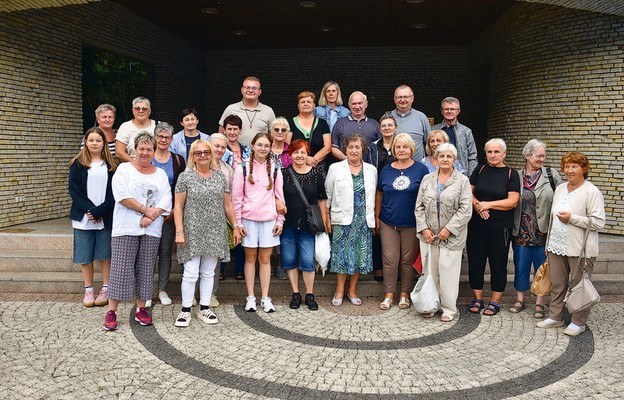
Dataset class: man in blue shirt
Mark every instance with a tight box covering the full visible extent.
[331,91,381,161]
[432,97,478,176]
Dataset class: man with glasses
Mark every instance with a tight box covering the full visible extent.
[385,84,430,162]
[432,96,477,176]
[218,76,275,146]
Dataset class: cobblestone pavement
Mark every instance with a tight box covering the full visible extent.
[1,296,623,399]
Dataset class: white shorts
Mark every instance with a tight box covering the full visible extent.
[241,219,281,248]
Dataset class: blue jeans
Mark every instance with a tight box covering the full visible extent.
[280,227,315,272]
[512,243,546,292]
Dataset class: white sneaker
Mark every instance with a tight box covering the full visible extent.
[197,308,219,324]
[210,295,219,308]
[145,299,153,308]
[174,311,191,327]
[245,295,257,312]
[536,318,565,329]
[261,296,276,313]
[564,323,586,336]
[159,291,172,306]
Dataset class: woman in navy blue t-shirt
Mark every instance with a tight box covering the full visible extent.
[375,133,429,310]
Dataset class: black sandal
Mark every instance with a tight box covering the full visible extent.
[469,299,485,314]
[483,301,501,316]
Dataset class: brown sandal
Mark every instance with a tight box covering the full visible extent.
[508,299,525,313]
[534,304,545,319]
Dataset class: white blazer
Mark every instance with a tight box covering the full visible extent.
[325,160,377,228]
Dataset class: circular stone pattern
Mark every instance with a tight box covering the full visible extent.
[135,304,594,399]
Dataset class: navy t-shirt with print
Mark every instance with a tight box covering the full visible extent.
[377,162,429,227]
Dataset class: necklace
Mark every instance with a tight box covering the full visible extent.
[243,109,257,129]
[348,161,362,167]
[568,180,584,191]
[394,160,413,175]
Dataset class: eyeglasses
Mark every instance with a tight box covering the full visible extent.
[531,154,546,159]
[394,95,413,100]
[194,150,211,157]
[133,107,150,112]
[442,108,459,112]
[156,135,172,141]
[273,128,288,133]
[242,86,260,92]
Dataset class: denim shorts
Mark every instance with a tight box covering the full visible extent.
[73,228,112,264]
[280,226,315,272]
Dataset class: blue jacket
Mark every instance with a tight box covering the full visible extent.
[169,130,210,160]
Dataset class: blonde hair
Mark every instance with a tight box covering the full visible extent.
[248,132,274,190]
[187,140,217,171]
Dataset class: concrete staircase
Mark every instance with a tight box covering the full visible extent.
[1,218,623,299]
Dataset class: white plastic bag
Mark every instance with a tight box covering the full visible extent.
[410,244,440,313]
[314,232,331,276]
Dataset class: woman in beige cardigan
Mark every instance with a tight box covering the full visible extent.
[537,152,605,336]
[415,143,472,321]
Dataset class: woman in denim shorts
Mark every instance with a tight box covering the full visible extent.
[280,140,328,310]
[69,127,117,307]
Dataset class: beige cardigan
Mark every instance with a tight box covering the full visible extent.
[546,180,605,258]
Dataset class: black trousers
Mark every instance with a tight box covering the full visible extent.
[467,220,510,292]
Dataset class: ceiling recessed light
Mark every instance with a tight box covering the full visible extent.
[300,1,317,8]
[407,0,424,3]
[319,26,334,32]
[201,7,218,14]
[411,23,427,29]
[233,30,247,36]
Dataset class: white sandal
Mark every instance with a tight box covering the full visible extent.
[379,297,393,310]
[398,296,410,309]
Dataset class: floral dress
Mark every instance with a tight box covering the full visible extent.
[330,169,373,275]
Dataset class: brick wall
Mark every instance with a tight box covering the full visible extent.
[204,46,488,141]
[470,3,624,233]
[0,2,205,227]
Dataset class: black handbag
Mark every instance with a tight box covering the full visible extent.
[287,166,325,234]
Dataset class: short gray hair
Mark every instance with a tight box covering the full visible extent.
[348,91,367,104]
[441,97,460,109]
[522,139,546,157]
[134,130,156,150]
[485,138,507,152]
[154,122,174,137]
[132,96,151,108]
[209,133,227,143]
[434,143,458,160]
[95,104,116,118]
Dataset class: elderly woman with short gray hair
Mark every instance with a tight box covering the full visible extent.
[104,131,172,331]
[509,139,561,318]
[115,97,157,162]
[151,122,186,306]
[467,138,520,316]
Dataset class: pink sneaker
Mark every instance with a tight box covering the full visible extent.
[104,310,117,331]
[83,291,95,307]
[134,307,153,326]
[94,287,109,306]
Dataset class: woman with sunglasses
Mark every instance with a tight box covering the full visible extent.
[269,117,293,168]
[115,96,156,162]
[173,140,240,327]
[288,91,332,173]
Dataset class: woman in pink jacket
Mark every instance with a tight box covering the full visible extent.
[232,132,285,313]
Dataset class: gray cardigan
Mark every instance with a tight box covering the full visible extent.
[431,121,478,177]
[512,166,562,237]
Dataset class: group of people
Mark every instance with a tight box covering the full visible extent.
[69,78,605,336]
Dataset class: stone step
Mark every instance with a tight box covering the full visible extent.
[1,248,623,276]
[1,271,622,298]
